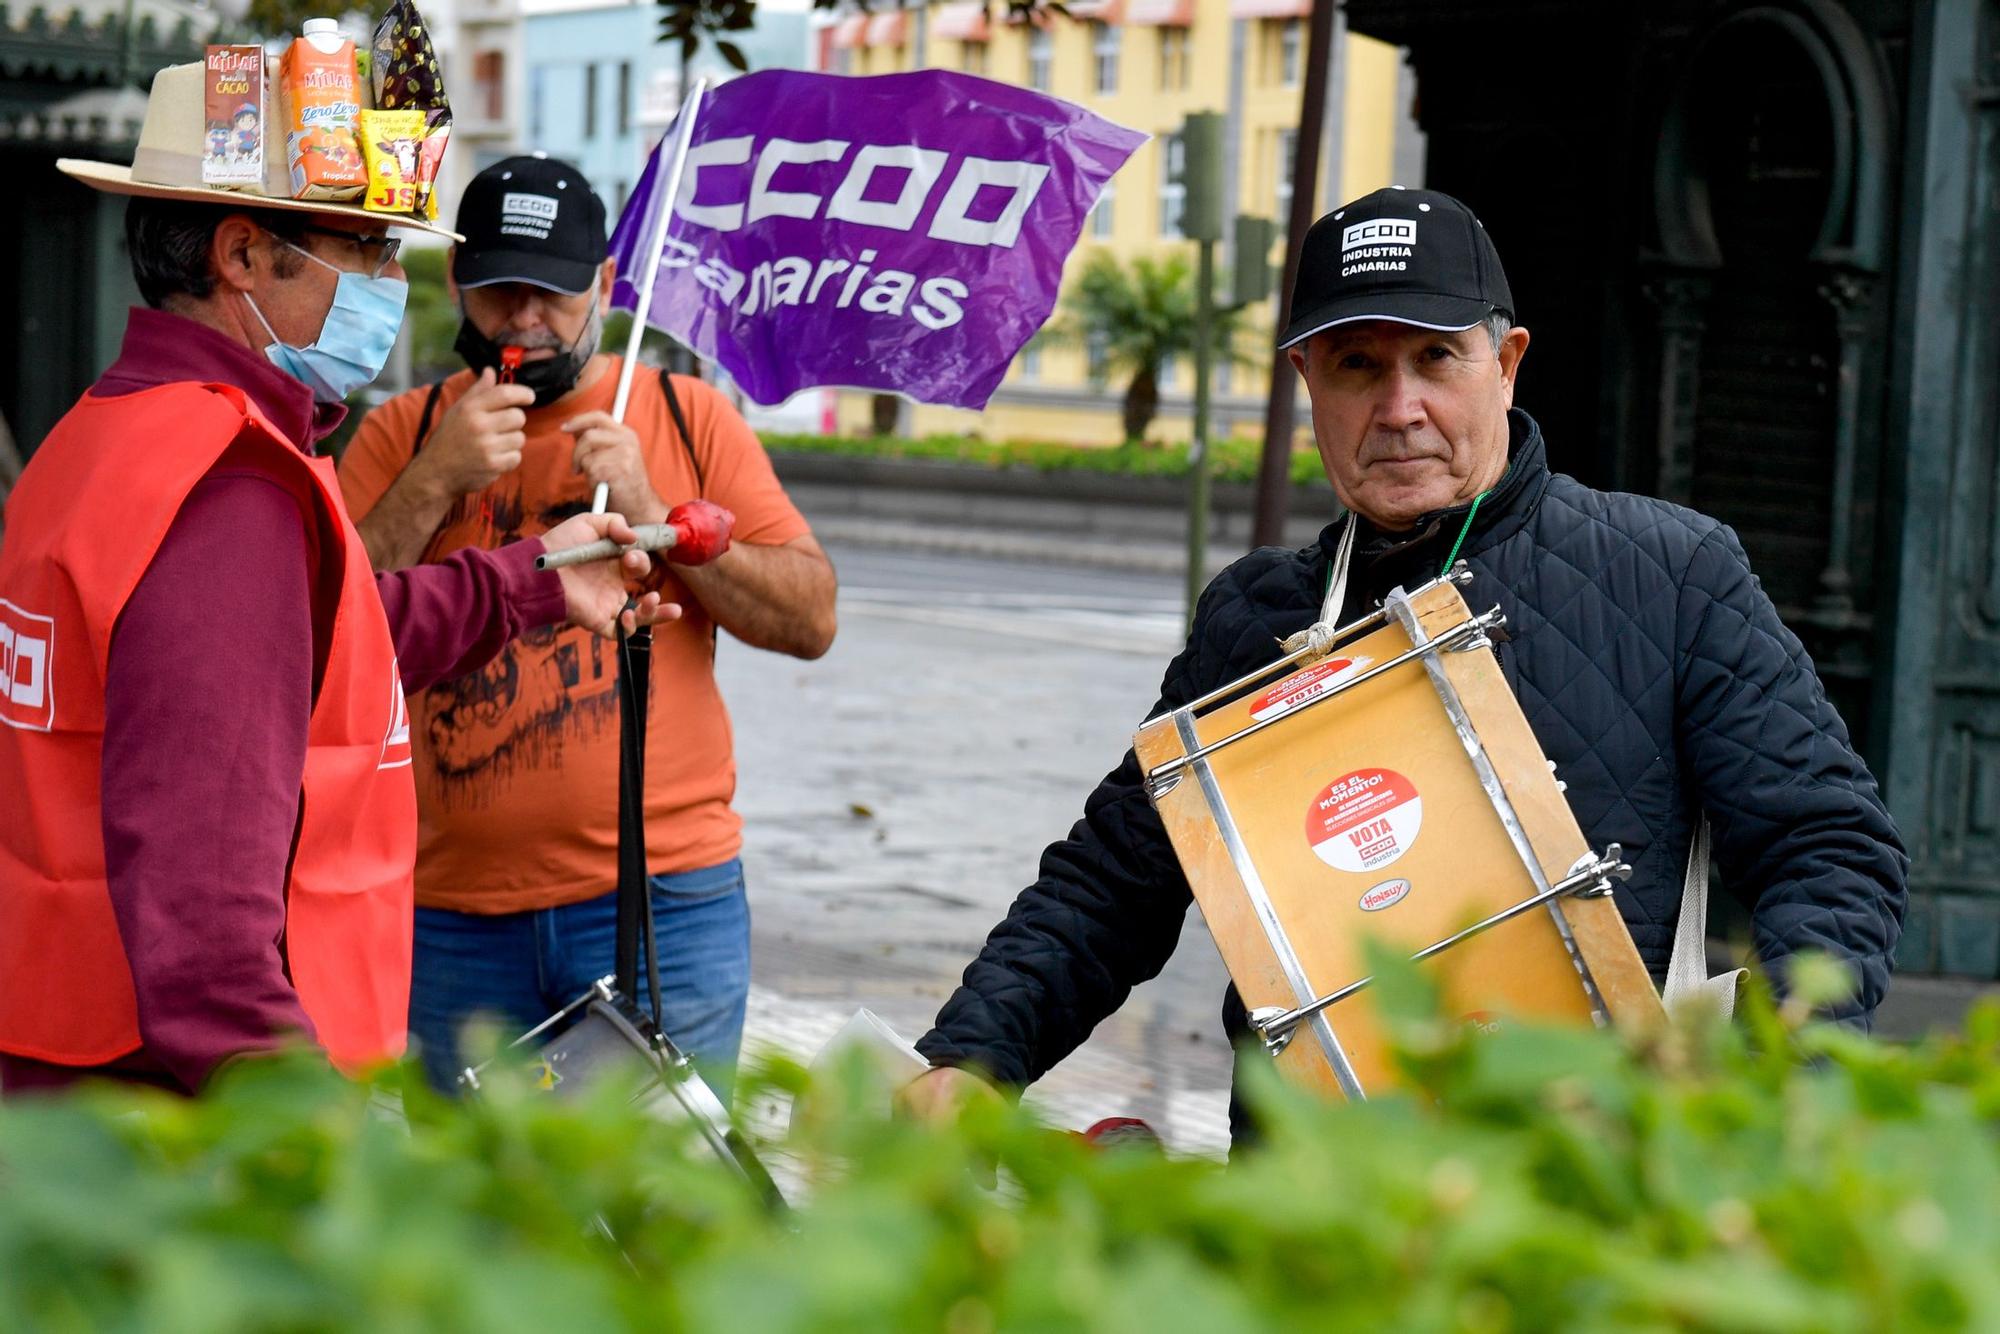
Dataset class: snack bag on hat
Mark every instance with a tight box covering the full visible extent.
[369,0,452,220]
[359,108,425,215]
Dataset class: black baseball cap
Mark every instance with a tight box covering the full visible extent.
[1278,186,1513,349]
[452,154,608,295]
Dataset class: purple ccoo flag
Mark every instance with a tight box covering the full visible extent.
[608,69,1145,410]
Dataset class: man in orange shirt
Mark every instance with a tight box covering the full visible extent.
[339,156,837,1095]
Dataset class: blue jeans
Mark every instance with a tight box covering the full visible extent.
[408,858,750,1100]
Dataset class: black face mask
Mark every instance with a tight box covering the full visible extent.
[453,292,599,408]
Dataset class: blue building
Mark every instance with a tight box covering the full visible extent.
[520,0,813,214]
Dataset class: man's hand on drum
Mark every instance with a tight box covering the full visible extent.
[894,1066,1002,1124]
[540,512,682,638]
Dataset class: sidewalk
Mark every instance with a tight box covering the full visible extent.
[772,450,1345,576]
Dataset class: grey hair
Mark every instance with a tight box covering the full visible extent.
[1482,310,1513,351]
[125,197,307,309]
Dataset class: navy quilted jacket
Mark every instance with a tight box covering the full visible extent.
[917,411,1908,1086]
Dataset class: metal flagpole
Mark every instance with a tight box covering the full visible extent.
[593,76,710,514]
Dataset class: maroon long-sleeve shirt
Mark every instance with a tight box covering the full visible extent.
[0,308,566,1095]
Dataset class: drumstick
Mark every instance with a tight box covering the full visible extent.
[534,522,679,571]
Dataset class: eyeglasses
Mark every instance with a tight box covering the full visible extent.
[294,224,403,279]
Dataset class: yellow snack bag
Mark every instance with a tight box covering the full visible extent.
[359,109,425,214]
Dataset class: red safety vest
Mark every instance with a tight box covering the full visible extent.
[0,381,416,1074]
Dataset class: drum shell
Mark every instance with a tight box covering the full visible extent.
[1136,580,1661,1100]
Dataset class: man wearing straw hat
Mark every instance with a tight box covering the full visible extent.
[0,82,674,1095]
[337,156,838,1096]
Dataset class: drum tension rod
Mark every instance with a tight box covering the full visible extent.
[1176,562,1479,717]
[1246,846,1632,1057]
[1144,603,1508,802]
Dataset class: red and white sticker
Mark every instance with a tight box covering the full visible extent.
[1248,656,1373,722]
[1358,877,1411,912]
[1305,767,1423,872]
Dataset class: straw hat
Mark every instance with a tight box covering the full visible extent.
[59,61,462,242]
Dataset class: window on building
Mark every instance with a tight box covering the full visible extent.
[1092,21,1120,94]
[1027,27,1052,91]
[1157,26,1189,91]
[961,41,989,76]
[1086,329,1110,384]
[1090,180,1115,239]
[617,179,630,212]
[1019,341,1042,383]
[1279,18,1303,86]
[618,61,631,136]
[529,65,545,141]
[585,63,598,139]
[1158,130,1185,239]
[472,50,505,122]
[1275,127,1296,222]
[1158,354,1178,392]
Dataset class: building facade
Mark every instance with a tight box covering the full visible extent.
[519,0,813,213]
[814,0,1418,445]
[5,0,212,452]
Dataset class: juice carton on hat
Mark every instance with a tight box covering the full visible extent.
[279,18,366,199]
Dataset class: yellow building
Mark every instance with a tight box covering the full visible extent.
[816,0,1416,444]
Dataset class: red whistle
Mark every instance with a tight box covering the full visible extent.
[498,345,523,384]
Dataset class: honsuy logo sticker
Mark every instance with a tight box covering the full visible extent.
[1358,877,1411,912]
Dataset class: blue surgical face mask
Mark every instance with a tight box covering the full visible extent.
[243,235,408,404]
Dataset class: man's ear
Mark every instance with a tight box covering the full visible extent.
[1286,345,1308,378]
[1497,325,1530,405]
[210,214,265,294]
[599,256,617,302]
[444,245,460,304]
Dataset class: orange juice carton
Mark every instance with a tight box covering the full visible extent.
[202,45,264,187]
[279,19,366,200]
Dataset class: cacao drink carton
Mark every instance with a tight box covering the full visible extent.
[202,45,264,187]
[279,19,366,200]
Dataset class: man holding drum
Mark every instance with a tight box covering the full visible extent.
[902,186,1907,1132]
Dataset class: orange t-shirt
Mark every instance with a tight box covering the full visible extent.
[338,358,811,913]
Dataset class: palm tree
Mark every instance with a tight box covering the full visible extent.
[1043,249,1258,443]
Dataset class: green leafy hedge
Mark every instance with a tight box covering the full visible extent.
[763,431,1333,489]
[2,961,1994,1332]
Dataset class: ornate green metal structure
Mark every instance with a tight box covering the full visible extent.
[1340,0,2000,981]
[0,0,213,450]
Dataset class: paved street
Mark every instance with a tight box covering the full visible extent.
[720,541,1237,1155]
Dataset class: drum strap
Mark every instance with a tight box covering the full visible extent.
[611,368,702,1023]
[1282,492,1488,657]
[1663,817,1747,1018]
[613,618,661,1022]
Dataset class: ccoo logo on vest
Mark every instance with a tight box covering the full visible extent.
[379,666,412,770]
[0,599,54,732]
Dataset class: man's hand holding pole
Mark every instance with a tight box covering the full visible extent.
[538,511,682,638]
[536,499,734,572]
